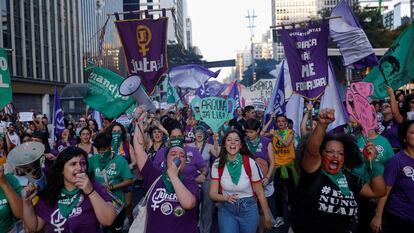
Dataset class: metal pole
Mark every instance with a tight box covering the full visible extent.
[270,16,342,29]
[107,7,175,17]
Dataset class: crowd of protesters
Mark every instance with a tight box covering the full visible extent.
[0,87,413,233]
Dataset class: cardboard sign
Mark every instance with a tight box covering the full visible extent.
[345,82,377,136]
[191,97,235,133]
[18,112,34,122]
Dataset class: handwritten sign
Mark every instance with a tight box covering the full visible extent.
[191,97,235,133]
[18,112,34,122]
[345,82,377,136]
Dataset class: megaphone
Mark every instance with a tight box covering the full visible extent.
[119,75,156,112]
[8,141,46,191]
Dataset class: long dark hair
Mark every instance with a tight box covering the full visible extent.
[107,122,127,142]
[218,129,253,168]
[398,120,414,149]
[39,146,90,206]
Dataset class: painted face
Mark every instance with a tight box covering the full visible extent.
[276,116,287,130]
[80,129,91,143]
[225,132,242,156]
[166,147,186,172]
[152,129,163,142]
[63,155,87,185]
[321,140,345,174]
[404,123,414,148]
[245,129,259,141]
[194,129,205,142]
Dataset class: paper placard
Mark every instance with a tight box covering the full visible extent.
[191,97,235,133]
[18,112,34,122]
[407,111,414,120]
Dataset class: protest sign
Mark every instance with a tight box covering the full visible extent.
[345,82,377,136]
[364,24,414,98]
[243,79,276,107]
[115,17,168,94]
[0,48,12,109]
[191,97,235,133]
[280,21,329,99]
[83,65,135,119]
[18,112,34,122]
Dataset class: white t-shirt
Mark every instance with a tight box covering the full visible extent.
[211,157,262,199]
[7,132,20,146]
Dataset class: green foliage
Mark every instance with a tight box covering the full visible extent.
[167,43,204,68]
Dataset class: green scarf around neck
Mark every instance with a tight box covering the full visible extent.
[247,137,260,154]
[99,150,113,170]
[276,130,288,147]
[111,132,122,153]
[58,188,81,218]
[321,169,350,196]
[162,172,184,194]
[226,153,243,185]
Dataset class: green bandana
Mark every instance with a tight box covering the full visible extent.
[322,169,350,196]
[111,132,122,153]
[99,150,113,170]
[276,130,288,147]
[169,136,184,148]
[58,188,81,218]
[162,172,184,194]
[247,137,260,154]
[226,153,243,185]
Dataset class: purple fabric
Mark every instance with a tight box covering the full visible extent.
[228,81,241,117]
[141,158,200,233]
[115,18,168,94]
[265,60,286,117]
[52,86,65,141]
[252,137,271,163]
[152,146,206,180]
[34,182,112,233]
[383,151,414,222]
[169,64,220,89]
[379,120,401,149]
[280,21,329,99]
[195,80,227,98]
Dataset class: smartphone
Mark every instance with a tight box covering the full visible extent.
[173,157,181,168]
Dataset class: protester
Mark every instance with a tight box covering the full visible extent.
[0,162,23,233]
[106,122,137,223]
[146,125,167,160]
[290,108,386,233]
[22,146,116,232]
[133,115,200,233]
[53,128,77,154]
[6,124,20,148]
[88,119,99,140]
[88,133,133,233]
[187,125,220,233]
[77,127,97,158]
[209,129,272,233]
[270,114,297,226]
[371,120,414,232]
[244,118,279,230]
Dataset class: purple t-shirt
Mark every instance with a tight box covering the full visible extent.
[152,146,206,180]
[251,136,271,163]
[34,182,112,233]
[379,120,401,150]
[384,151,414,222]
[142,158,200,233]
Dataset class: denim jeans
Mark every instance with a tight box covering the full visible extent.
[199,180,214,233]
[218,196,259,233]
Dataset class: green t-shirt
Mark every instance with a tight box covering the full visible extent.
[353,134,394,182]
[88,154,133,204]
[0,174,22,232]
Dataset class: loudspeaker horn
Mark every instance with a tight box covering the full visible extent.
[119,75,156,112]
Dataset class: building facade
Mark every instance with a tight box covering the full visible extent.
[2,0,83,116]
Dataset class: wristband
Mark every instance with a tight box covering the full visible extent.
[85,188,95,196]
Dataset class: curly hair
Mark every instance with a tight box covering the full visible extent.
[398,120,414,149]
[39,146,90,206]
[218,129,253,168]
[296,133,362,171]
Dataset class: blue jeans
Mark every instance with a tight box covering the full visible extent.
[200,180,214,233]
[218,196,259,233]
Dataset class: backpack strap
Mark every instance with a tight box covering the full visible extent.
[218,165,224,194]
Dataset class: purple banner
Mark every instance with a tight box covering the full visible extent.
[115,18,168,94]
[280,21,329,99]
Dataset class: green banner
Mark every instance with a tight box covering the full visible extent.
[83,66,135,119]
[0,48,12,109]
[364,24,414,99]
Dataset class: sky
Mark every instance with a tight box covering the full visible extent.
[187,0,272,82]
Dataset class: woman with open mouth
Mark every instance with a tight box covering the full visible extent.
[22,146,117,233]
[290,108,387,233]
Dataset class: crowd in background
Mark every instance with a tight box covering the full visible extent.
[0,87,413,233]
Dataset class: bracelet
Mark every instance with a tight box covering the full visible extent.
[85,188,95,196]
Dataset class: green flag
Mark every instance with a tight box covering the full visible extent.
[0,48,12,109]
[364,24,414,99]
[166,79,180,104]
[83,65,135,118]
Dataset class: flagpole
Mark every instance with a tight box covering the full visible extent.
[378,65,390,87]
[270,16,342,29]
[107,7,175,16]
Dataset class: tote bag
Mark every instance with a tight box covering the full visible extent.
[129,176,161,233]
